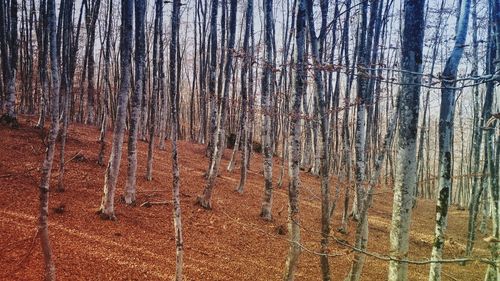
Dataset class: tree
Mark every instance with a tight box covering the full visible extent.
[84,0,101,125]
[387,0,426,279]
[98,0,133,220]
[169,0,184,278]
[197,0,237,209]
[235,0,253,194]
[97,0,114,166]
[305,0,331,279]
[124,0,146,204]
[282,0,305,279]
[0,0,18,127]
[35,0,49,129]
[146,0,164,181]
[428,0,471,279]
[38,0,60,278]
[260,0,275,221]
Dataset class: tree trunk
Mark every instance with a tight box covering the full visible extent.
[169,0,184,278]
[387,0,425,279]
[123,0,146,204]
[282,0,305,279]
[260,0,275,220]
[38,0,59,278]
[197,0,237,209]
[98,0,133,220]
[428,0,470,279]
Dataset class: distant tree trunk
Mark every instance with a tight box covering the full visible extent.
[428,0,470,279]
[123,0,146,204]
[38,0,59,278]
[97,0,114,166]
[56,0,74,192]
[387,0,425,279]
[98,0,133,220]
[35,0,49,129]
[85,0,101,125]
[197,0,237,209]
[205,0,218,158]
[282,0,305,279]
[260,0,275,220]
[465,0,495,256]
[0,0,18,126]
[146,0,163,181]
[339,0,354,233]
[235,0,253,193]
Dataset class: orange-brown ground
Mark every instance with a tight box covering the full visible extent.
[0,117,491,280]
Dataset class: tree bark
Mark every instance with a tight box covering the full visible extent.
[38,0,59,278]
[282,0,305,279]
[124,0,146,204]
[98,0,133,220]
[387,0,425,279]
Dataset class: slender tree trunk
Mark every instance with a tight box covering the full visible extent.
[123,0,146,204]
[38,0,59,278]
[98,0,133,220]
[260,0,275,220]
[235,0,253,193]
[0,0,18,126]
[85,0,101,125]
[169,0,184,278]
[197,0,237,209]
[428,0,471,279]
[465,0,496,256]
[98,0,113,166]
[35,0,49,129]
[56,0,74,192]
[146,0,163,181]
[305,0,331,279]
[282,0,305,279]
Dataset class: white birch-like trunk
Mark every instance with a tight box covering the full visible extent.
[428,0,470,279]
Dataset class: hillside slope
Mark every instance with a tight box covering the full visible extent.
[0,117,489,280]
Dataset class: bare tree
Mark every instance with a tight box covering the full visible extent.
[260,0,275,220]
[197,0,238,209]
[124,0,146,204]
[168,0,184,278]
[38,0,60,278]
[387,0,426,279]
[235,0,253,194]
[428,0,471,279]
[0,0,18,127]
[98,0,133,220]
[282,0,305,279]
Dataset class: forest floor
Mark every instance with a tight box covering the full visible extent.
[0,117,492,280]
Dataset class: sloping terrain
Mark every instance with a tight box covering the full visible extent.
[0,117,489,280]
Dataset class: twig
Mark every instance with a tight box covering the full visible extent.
[65,150,83,164]
[140,201,171,207]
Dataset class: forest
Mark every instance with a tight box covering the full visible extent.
[0,0,499,280]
